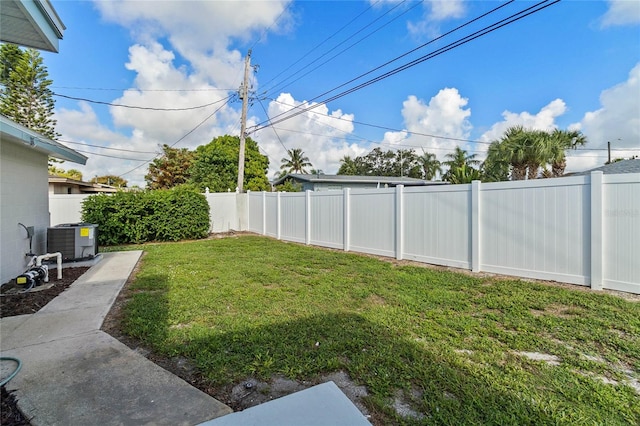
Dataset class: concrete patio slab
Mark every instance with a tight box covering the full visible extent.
[200,381,372,426]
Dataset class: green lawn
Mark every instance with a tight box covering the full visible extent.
[118,236,640,425]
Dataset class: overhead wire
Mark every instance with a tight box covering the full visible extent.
[118,97,233,178]
[51,86,234,92]
[250,0,559,133]
[265,0,419,96]
[53,93,232,111]
[57,139,157,154]
[259,0,380,91]
[265,95,492,145]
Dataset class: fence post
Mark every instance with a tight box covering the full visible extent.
[277,192,282,240]
[261,191,266,236]
[305,190,311,245]
[245,190,251,231]
[471,180,481,272]
[343,188,350,252]
[396,185,404,260]
[590,171,604,290]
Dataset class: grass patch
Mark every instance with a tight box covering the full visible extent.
[121,236,640,424]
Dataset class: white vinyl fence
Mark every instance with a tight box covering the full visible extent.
[49,171,640,294]
[50,192,243,234]
[247,172,640,294]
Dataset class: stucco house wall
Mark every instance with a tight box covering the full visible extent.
[1,138,50,283]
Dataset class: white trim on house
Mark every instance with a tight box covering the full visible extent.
[0,0,65,52]
[1,115,87,164]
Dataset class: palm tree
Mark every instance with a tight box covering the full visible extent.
[280,148,312,174]
[448,163,482,184]
[338,155,358,175]
[482,141,511,182]
[417,152,441,180]
[493,126,548,180]
[443,146,480,182]
[546,129,587,177]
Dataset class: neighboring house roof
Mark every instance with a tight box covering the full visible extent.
[48,176,120,193]
[572,159,640,176]
[0,0,65,52]
[273,173,445,187]
[1,115,87,164]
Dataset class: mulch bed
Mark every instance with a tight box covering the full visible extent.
[0,267,90,318]
[1,266,90,425]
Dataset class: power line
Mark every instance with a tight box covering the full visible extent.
[51,86,234,92]
[265,96,491,145]
[57,139,157,154]
[256,97,289,153]
[118,98,233,178]
[53,93,232,111]
[73,149,149,161]
[251,0,558,133]
[265,0,420,96]
[259,0,380,92]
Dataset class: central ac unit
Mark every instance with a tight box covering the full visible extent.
[47,223,99,261]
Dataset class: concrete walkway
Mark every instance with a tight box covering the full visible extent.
[1,251,372,426]
[1,251,232,425]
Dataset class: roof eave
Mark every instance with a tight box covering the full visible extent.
[1,115,87,165]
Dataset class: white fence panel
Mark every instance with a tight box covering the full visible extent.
[480,177,590,285]
[280,193,306,243]
[205,193,240,233]
[248,192,264,234]
[310,191,344,249]
[49,194,90,225]
[349,189,396,257]
[47,173,640,294]
[403,185,472,269]
[603,174,640,293]
[264,193,278,238]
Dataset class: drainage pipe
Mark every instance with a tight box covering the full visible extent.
[35,252,63,280]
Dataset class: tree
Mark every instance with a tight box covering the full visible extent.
[0,45,58,140]
[442,147,480,182]
[337,155,368,175]
[417,152,441,181]
[448,163,482,184]
[482,141,511,182]
[487,126,587,180]
[275,179,303,192]
[547,129,586,177]
[280,148,312,174]
[189,135,269,192]
[92,175,128,187]
[48,166,83,181]
[146,144,194,190]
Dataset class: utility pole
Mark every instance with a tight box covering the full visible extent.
[607,141,611,164]
[237,49,251,192]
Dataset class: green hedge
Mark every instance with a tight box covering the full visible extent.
[81,187,210,245]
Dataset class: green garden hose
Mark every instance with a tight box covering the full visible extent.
[0,356,22,386]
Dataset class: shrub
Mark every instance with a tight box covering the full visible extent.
[81,187,210,245]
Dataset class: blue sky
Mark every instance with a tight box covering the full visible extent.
[41,0,640,187]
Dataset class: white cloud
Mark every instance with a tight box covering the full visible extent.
[408,0,466,38]
[53,1,293,187]
[110,42,237,143]
[382,88,472,163]
[567,63,640,172]
[479,99,567,144]
[56,102,160,185]
[429,0,465,21]
[601,0,640,28]
[254,93,364,178]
